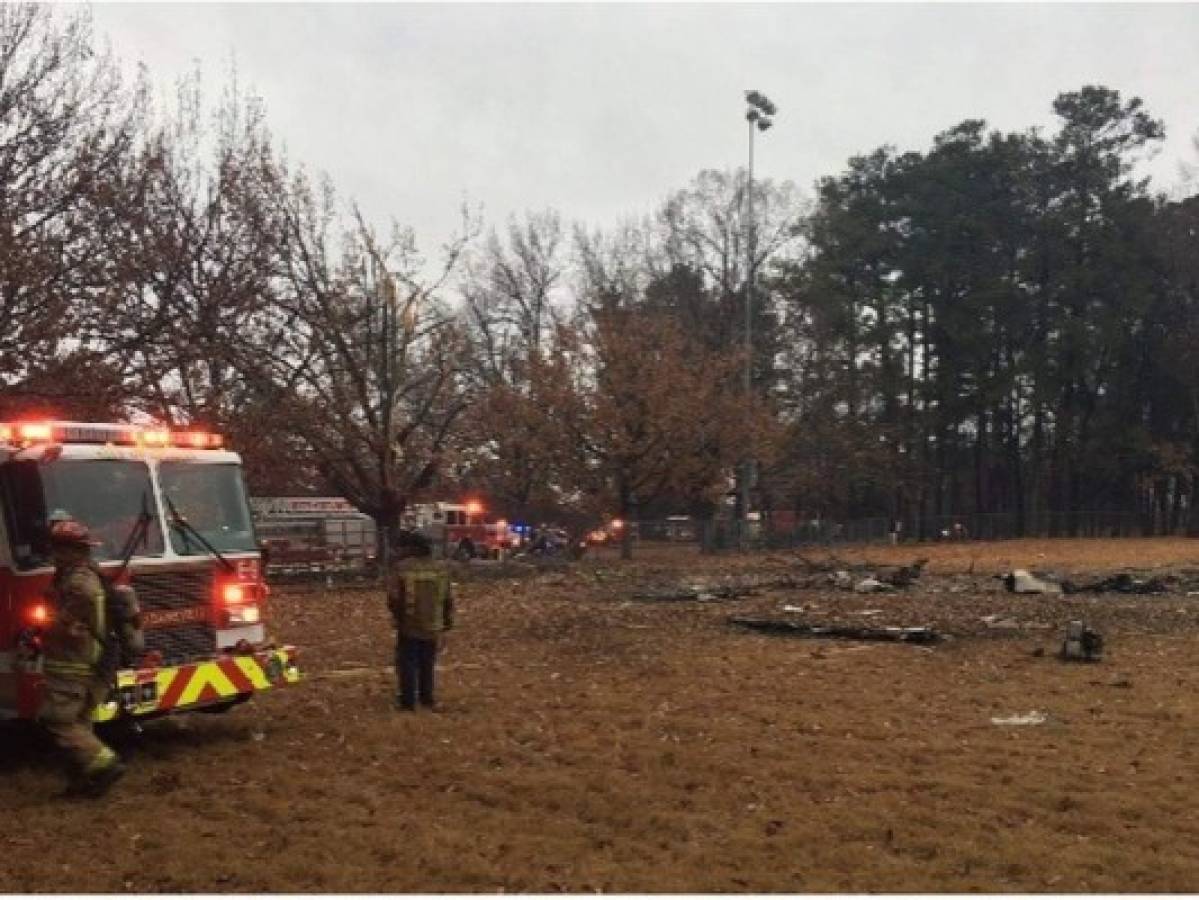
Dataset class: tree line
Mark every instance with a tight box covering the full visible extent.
[2,5,1196,547]
[776,92,1198,536]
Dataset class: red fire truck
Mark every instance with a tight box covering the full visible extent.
[0,421,300,724]
[404,500,516,559]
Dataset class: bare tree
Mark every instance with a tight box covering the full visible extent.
[98,66,286,427]
[0,4,147,408]
[657,169,805,303]
[241,177,478,556]
[462,209,566,382]
[457,210,573,519]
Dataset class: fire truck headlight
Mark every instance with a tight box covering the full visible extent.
[226,605,261,626]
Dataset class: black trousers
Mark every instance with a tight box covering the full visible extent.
[395,636,437,708]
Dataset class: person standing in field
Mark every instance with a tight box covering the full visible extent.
[387,530,454,711]
[38,519,126,797]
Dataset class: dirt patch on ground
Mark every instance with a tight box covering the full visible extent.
[3,537,1199,892]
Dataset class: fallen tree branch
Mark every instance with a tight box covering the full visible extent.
[729,616,943,645]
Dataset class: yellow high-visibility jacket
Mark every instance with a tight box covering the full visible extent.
[388,564,454,641]
[42,563,106,680]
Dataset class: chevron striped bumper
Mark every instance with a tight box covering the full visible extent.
[92,647,301,723]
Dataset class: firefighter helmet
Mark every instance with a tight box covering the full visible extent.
[48,518,101,547]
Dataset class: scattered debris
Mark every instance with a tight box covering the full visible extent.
[781,557,932,592]
[882,558,930,588]
[631,583,753,603]
[729,617,942,645]
[991,711,1048,726]
[981,614,1021,630]
[1001,569,1063,594]
[1060,620,1104,662]
[1062,573,1171,595]
[854,577,895,594]
[830,570,854,590]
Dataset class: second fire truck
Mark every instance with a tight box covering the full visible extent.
[403,500,517,559]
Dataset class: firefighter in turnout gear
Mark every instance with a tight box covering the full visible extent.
[387,530,453,711]
[38,519,126,797]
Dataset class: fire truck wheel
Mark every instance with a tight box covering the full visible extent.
[454,538,476,561]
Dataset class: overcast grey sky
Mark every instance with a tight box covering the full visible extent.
[91,3,1199,252]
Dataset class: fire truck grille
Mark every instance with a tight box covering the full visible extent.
[131,570,217,665]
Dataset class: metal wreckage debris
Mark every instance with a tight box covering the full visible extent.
[1060,620,1104,662]
[1062,573,1171,595]
[1001,569,1181,595]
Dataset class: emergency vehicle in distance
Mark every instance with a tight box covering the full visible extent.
[403,500,517,559]
[0,421,300,724]
[251,496,377,571]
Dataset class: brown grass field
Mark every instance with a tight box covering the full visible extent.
[4,537,1199,892]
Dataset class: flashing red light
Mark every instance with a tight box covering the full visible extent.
[141,429,171,446]
[27,603,49,626]
[222,583,247,605]
[17,422,54,442]
[173,431,223,448]
[0,422,225,449]
[465,500,484,516]
[610,518,624,530]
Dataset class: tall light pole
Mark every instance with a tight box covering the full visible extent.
[740,90,776,534]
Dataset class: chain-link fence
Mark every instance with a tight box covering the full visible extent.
[698,510,1187,553]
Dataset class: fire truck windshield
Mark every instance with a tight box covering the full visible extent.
[0,459,165,569]
[158,462,256,554]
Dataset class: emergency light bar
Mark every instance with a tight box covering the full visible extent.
[0,421,224,449]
